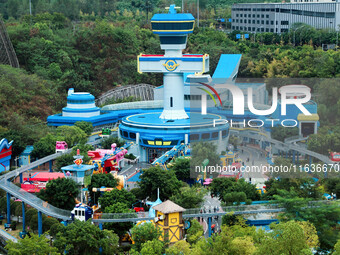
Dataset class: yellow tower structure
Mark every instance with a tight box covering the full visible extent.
[153,200,186,244]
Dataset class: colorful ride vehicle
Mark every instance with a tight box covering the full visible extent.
[88,143,128,174]
[56,141,68,153]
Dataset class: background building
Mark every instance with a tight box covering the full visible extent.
[231,2,340,33]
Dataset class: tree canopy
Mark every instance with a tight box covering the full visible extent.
[88,173,119,205]
[99,188,136,211]
[130,222,163,253]
[137,166,182,200]
[5,233,59,255]
[53,219,119,255]
[37,177,79,210]
[210,178,260,205]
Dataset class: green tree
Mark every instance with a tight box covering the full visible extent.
[139,239,164,255]
[53,220,119,255]
[222,212,247,226]
[55,125,87,147]
[169,158,191,181]
[88,173,119,204]
[101,136,125,149]
[138,166,182,200]
[264,178,322,200]
[256,221,313,255]
[333,239,340,255]
[25,208,38,227]
[49,222,65,238]
[14,203,27,217]
[210,178,260,205]
[74,121,93,135]
[99,188,136,210]
[191,142,221,178]
[130,222,163,252]
[271,126,299,142]
[277,195,339,252]
[170,186,206,209]
[186,219,204,245]
[29,213,47,233]
[43,217,60,233]
[191,223,260,255]
[5,233,59,255]
[103,202,134,238]
[165,240,191,255]
[324,178,340,198]
[31,133,63,159]
[37,177,79,210]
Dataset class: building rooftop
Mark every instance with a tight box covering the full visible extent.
[25,172,65,182]
[153,200,186,214]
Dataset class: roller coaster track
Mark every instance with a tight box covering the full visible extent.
[0,19,19,68]
[97,84,155,106]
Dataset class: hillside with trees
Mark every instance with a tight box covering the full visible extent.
[0,4,339,155]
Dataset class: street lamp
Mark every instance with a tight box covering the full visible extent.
[256,26,263,43]
[197,0,199,28]
[293,25,306,46]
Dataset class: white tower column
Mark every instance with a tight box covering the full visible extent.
[160,73,188,119]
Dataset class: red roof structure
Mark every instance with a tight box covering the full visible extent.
[24,172,65,182]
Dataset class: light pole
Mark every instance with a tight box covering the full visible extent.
[197,0,199,28]
[257,26,263,43]
[293,25,306,46]
[336,30,338,51]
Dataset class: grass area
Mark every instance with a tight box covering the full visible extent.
[0,222,23,239]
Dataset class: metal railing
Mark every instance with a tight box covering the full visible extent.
[0,228,17,243]
[0,180,71,220]
[0,150,72,181]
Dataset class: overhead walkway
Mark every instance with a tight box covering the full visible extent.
[0,150,73,221]
[0,180,71,221]
[284,135,309,144]
[230,128,333,164]
[92,200,338,223]
[0,150,72,181]
[0,228,17,243]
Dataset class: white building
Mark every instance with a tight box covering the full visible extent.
[231,1,340,33]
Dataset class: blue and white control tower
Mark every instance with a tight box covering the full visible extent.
[138,5,209,119]
[119,5,229,163]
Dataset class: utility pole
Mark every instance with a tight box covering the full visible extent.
[197,0,199,28]
[336,30,338,51]
[146,0,149,24]
[29,0,32,15]
[182,0,184,13]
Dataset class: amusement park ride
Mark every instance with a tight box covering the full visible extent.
[3,4,335,247]
[87,142,131,174]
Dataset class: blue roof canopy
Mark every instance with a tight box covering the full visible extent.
[212,54,242,84]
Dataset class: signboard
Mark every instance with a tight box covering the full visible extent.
[236,34,241,39]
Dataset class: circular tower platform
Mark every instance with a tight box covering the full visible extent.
[119,112,229,162]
